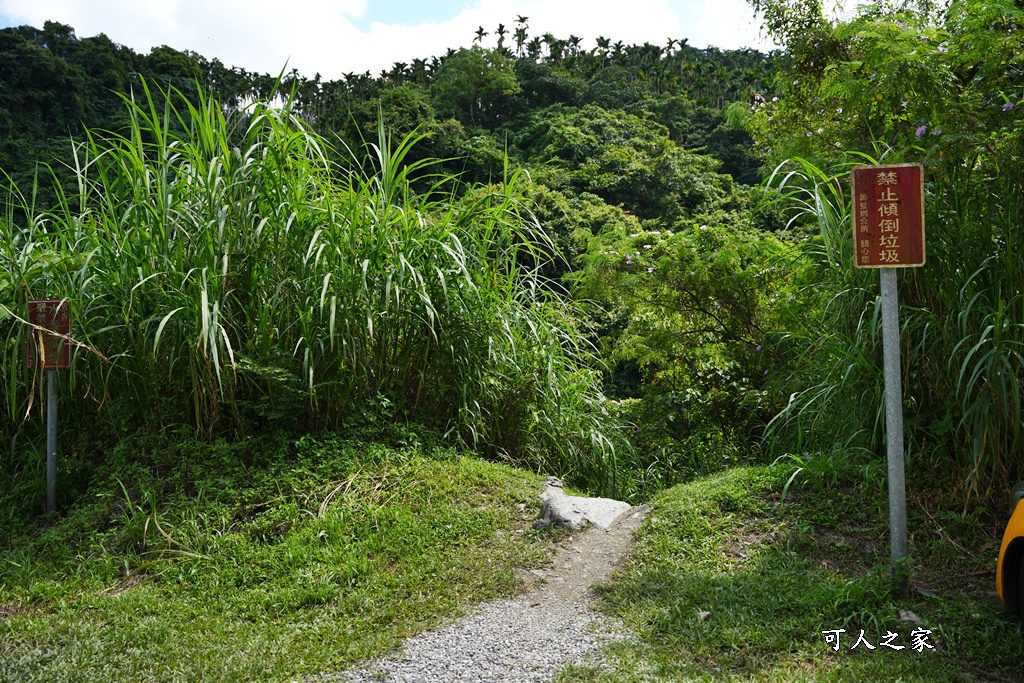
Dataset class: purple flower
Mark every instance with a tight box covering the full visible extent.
[932,129,942,135]
[647,267,654,273]
[938,45,948,52]
[1004,102,1015,111]
[897,21,906,27]
[756,345,762,351]
[916,125,927,137]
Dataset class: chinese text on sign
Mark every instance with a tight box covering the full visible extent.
[26,300,72,369]
[852,163,925,268]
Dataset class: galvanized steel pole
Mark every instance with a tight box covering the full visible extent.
[880,268,908,579]
[46,367,57,513]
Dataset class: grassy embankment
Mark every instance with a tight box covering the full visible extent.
[0,432,552,682]
[5,436,1022,683]
[563,464,1024,682]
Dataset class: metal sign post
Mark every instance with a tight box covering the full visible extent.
[879,269,908,568]
[27,300,72,514]
[47,367,57,513]
[852,163,925,583]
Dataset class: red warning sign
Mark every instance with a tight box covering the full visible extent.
[26,300,72,369]
[852,163,925,268]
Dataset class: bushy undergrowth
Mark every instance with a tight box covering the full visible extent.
[573,193,807,498]
[0,81,627,504]
[751,0,1024,498]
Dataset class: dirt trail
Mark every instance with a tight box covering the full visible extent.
[521,504,651,602]
[329,503,650,682]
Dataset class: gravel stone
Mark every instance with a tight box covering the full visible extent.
[315,502,651,683]
[336,595,624,682]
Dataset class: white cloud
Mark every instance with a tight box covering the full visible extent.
[0,0,774,79]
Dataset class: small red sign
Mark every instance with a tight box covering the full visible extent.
[26,300,72,369]
[852,163,925,268]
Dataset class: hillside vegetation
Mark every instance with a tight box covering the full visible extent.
[2,0,1024,678]
[1,15,782,507]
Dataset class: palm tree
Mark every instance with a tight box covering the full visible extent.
[410,58,428,84]
[389,61,408,84]
[514,27,528,58]
[611,40,625,64]
[474,26,488,44]
[542,33,566,66]
[526,36,542,61]
[568,35,583,57]
[495,23,507,52]
[595,36,610,68]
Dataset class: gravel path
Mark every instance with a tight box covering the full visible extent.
[321,505,650,683]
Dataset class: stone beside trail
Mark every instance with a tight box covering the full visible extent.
[533,477,633,532]
[320,479,649,683]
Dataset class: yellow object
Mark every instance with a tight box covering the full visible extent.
[996,499,1024,607]
[876,93,884,100]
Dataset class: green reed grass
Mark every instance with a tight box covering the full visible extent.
[0,80,625,500]
[763,151,1024,498]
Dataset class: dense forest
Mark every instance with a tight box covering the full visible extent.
[1,0,1022,510]
[0,16,784,502]
[0,19,775,206]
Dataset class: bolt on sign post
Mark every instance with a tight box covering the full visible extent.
[26,300,72,514]
[852,163,925,582]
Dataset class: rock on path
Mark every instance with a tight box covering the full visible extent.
[320,484,650,683]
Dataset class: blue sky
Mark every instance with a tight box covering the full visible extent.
[350,0,468,31]
[0,0,777,79]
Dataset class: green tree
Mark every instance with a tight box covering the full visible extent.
[519,104,731,222]
[430,46,520,125]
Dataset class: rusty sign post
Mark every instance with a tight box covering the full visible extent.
[852,163,925,582]
[27,300,72,514]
